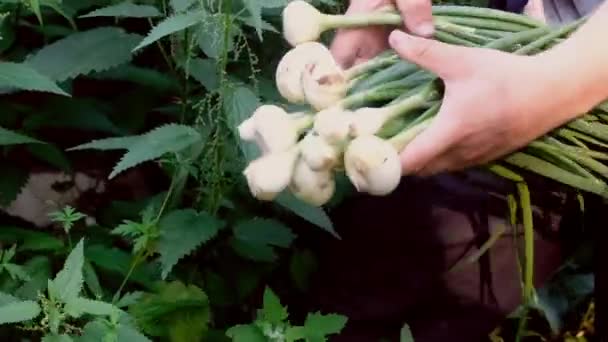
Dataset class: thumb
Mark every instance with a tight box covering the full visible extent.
[400,110,459,175]
[388,30,473,80]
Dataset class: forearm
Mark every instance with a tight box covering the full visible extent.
[536,2,608,116]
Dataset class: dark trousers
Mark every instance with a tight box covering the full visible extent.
[308,173,571,341]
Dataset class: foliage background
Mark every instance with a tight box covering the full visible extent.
[0,0,596,341]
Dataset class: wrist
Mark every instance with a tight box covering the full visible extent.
[532,45,608,121]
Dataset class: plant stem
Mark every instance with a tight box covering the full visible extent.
[112,250,144,304]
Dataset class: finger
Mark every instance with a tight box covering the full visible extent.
[388,30,474,79]
[400,113,460,175]
[395,0,434,36]
[330,29,362,68]
[417,151,463,176]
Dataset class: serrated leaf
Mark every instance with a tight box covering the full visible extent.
[69,135,140,151]
[400,323,414,342]
[118,323,153,342]
[0,126,44,146]
[27,144,72,171]
[225,324,266,342]
[110,124,202,178]
[24,98,122,135]
[90,65,179,92]
[65,297,117,318]
[51,239,84,303]
[116,291,144,308]
[230,239,277,262]
[78,320,109,342]
[262,287,288,324]
[158,209,225,279]
[15,256,52,300]
[133,10,205,52]
[170,0,195,12]
[0,62,68,95]
[4,263,30,281]
[0,300,41,324]
[30,0,43,25]
[85,245,159,289]
[80,1,161,18]
[233,218,295,248]
[129,281,209,340]
[196,14,239,59]
[26,27,142,82]
[304,312,348,339]
[83,260,103,299]
[243,0,262,40]
[42,334,73,342]
[0,292,18,305]
[184,58,218,91]
[224,85,260,162]
[275,192,337,238]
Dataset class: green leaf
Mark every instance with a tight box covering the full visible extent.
[117,322,153,342]
[4,263,30,281]
[29,0,43,25]
[225,324,266,342]
[170,0,195,12]
[116,291,144,308]
[74,124,201,179]
[69,135,140,151]
[243,0,262,40]
[85,245,159,289]
[304,312,348,340]
[195,14,239,59]
[133,10,205,52]
[83,260,103,299]
[0,165,28,206]
[78,320,109,342]
[90,65,179,93]
[231,218,295,262]
[223,85,261,162]
[158,209,225,279]
[26,27,142,82]
[0,126,44,146]
[262,287,288,325]
[27,144,72,171]
[233,218,295,248]
[24,98,123,134]
[275,192,337,238]
[42,334,73,342]
[0,292,18,305]
[0,300,41,324]
[400,323,414,342]
[0,62,68,96]
[183,58,218,91]
[65,297,117,318]
[0,227,63,252]
[80,1,161,18]
[230,239,277,262]
[15,256,52,300]
[113,124,201,178]
[129,281,210,340]
[51,239,84,303]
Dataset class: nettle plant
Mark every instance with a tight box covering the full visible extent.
[0,0,350,340]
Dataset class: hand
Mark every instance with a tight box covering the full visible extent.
[388,30,589,176]
[330,0,434,68]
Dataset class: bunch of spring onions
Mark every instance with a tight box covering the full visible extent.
[238,0,608,207]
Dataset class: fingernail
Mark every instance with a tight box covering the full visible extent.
[389,30,408,46]
[415,22,435,37]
